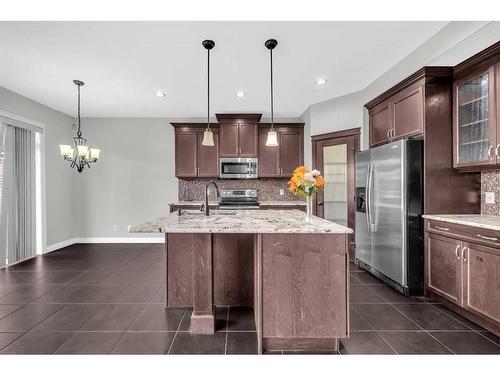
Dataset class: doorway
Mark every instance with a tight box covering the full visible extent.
[312,128,360,261]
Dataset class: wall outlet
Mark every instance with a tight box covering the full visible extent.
[127,225,131,233]
[485,192,496,204]
[113,224,118,232]
[279,189,284,196]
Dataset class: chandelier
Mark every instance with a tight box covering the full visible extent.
[59,80,100,173]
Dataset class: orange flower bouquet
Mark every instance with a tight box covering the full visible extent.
[288,166,325,223]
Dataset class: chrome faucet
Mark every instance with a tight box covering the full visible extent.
[202,180,219,216]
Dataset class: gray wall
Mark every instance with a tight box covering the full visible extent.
[305,21,496,150]
[0,86,76,247]
[74,118,178,238]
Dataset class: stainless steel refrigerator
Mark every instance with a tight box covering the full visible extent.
[355,139,423,296]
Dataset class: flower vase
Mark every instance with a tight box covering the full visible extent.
[305,195,313,224]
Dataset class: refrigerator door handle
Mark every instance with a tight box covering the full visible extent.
[367,163,374,232]
[365,164,371,232]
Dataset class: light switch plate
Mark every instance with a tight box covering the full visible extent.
[485,192,495,204]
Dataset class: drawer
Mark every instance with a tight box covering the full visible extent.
[425,219,500,249]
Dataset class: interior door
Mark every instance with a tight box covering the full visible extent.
[315,134,357,260]
[370,140,405,285]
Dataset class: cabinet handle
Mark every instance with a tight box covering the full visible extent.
[435,226,450,231]
[455,245,461,259]
[488,145,494,160]
[496,144,500,158]
[476,234,498,241]
[386,129,391,140]
[461,247,467,262]
[391,128,395,139]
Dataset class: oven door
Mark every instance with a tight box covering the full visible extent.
[219,158,258,179]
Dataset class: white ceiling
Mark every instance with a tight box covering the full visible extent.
[0,21,448,118]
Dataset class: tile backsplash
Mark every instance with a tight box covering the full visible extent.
[481,169,500,215]
[178,178,304,202]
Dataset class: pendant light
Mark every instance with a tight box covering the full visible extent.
[202,39,215,146]
[59,80,100,173]
[265,39,279,146]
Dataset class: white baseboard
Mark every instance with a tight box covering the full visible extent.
[45,236,165,252]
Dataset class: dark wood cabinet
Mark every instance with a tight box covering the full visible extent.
[258,129,280,176]
[280,131,303,175]
[424,219,500,335]
[463,242,500,324]
[219,123,239,157]
[198,131,219,177]
[392,85,424,139]
[173,115,304,180]
[217,114,261,158]
[173,124,219,178]
[369,101,391,147]
[175,131,198,177]
[426,233,462,305]
[367,83,424,148]
[452,42,500,170]
[258,124,304,178]
[366,67,481,216]
[239,123,259,157]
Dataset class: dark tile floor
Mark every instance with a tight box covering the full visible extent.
[0,244,498,354]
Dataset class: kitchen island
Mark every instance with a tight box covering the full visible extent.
[130,209,352,353]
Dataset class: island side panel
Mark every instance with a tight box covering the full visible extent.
[191,233,215,334]
[166,233,194,306]
[260,233,348,352]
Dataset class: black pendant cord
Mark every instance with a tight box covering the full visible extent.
[207,47,210,130]
[270,47,274,130]
[77,84,82,137]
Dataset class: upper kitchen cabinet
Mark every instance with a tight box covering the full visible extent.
[258,124,304,178]
[172,123,219,178]
[369,100,391,147]
[365,67,442,148]
[453,42,500,170]
[216,114,261,158]
[367,66,481,215]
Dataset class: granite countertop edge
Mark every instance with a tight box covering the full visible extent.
[131,210,352,234]
[422,214,500,232]
[169,200,307,206]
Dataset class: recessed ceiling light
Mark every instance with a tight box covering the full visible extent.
[155,90,166,98]
[315,78,328,86]
[235,90,246,98]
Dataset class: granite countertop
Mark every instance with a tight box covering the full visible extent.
[422,214,500,232]
[169,201,306,207]
[130,209,352,234]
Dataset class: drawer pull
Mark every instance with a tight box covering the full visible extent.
[476,234,498,241]
[454,245,461,259]
[435,226,450,231]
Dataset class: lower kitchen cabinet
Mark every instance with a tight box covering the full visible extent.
[464,242,500,324]
[426,233,462,305]
[424,219,500,335]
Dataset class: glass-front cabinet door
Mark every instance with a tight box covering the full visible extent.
[455,66,496,167]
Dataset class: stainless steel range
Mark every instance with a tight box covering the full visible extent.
[218,189,260,210]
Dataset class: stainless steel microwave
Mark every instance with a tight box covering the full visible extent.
[219,158,258,179]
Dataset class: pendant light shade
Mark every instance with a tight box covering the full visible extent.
[202,128,215,146]
[265,39,279,147]
[265,129,279,146]
[202,39,215,147]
